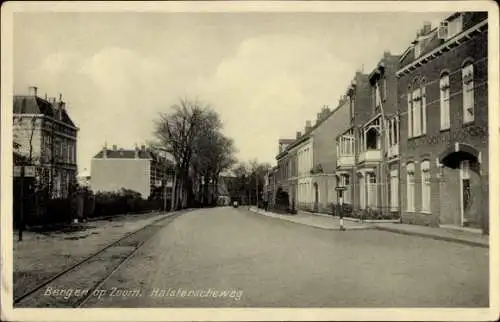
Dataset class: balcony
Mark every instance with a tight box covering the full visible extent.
[359,149,382,163]
[337,155,355,168]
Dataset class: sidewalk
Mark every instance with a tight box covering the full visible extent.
[249,207,489,248]
[374,222,489,248]
[248,207,372,231]
[13,211,178,299]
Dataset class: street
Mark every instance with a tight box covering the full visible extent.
[77,207,488,308]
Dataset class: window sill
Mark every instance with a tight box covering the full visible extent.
[421,210,432,215]
[439,128,451,133]
[462,121,475,127]
[408,134,425,141]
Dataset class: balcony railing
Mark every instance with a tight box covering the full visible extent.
[359,149,382,163]
[337,155,355,168]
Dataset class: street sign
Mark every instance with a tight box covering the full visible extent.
[335,186,347,191]
[13,166,36,177]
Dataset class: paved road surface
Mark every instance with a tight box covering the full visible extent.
[80,207,488,307]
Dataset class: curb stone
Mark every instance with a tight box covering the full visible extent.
[374,225,489,248]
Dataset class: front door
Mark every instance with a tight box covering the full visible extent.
[460,160,480,228]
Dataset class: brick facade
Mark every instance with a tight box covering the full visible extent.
[397,12,488,232]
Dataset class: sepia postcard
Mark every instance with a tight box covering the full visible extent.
[1,1,499,321]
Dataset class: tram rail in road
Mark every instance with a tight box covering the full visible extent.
[14,210,189,308]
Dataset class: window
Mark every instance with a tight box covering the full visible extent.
[407,91,413,138]
[462,62,475,123]
[440,73,451,130]
[412,88,422,136]
[390,170,399,211]
[359,175,366,210]
[406,163,415,211]
[421,161,431,213]
[447,14,463,39]
[367,172,377,208]
[340,174,351,204]
[421,82,427,135]
[366,128,379,150]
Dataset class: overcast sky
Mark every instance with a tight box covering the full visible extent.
[13,11,452,172]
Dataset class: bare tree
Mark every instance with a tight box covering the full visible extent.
[153,98,237,209]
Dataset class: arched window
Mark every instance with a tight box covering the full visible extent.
[406,163,415,212]
[440,71,451,130]
[366,127,379,150]
[421,160,431,213]
[462,60,475,123]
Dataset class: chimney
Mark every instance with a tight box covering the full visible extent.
[28,86,38,97]
[134,144,140,158]
[112,144,117,151]
[141,145,146,151]
[305,120,312,133]
[383,50,391,57]
[316,112,322,124]
[296,131,302,139]
[58,93,63,102]
[102,145,107,159]
[421,21,432,35]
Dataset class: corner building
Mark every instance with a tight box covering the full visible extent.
[397,12,488,233]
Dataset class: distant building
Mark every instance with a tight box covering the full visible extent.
[77,168,91,188]
[90,144,175,199]
[13,86,79,199]
[397,12,488,233]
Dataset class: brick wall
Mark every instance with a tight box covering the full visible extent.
[398,25,488,228]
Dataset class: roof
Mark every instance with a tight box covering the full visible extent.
[13,95,77,128]
[93,148,175,166]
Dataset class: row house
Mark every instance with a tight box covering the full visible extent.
[91,144,175,199]
[274,139,294,207]
[397,12,489,233]
[13,86,78,199]
[287,103,351,213]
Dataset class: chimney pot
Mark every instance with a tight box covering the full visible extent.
[28,86,38,97]
[296,131,301,139]
[113,145,117,151]
[141,145,146,151]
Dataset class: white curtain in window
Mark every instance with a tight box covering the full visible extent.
[367,173,377,208]
[440,75,451,130]
[462,63,475,123]
[421,85,427,134]
[359,175,366,210]
[406,164,415,211]
[421,161,431,213]
[407,92,413,138]
[390,170,399,211]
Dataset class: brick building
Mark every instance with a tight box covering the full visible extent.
[335,71,372,210]
[274,139,295,208]
[13,86,78,199]
[396,12,488,233]
[91,144,175,199]
[355,52,401,215]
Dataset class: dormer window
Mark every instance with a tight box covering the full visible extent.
[447,14,463,39]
